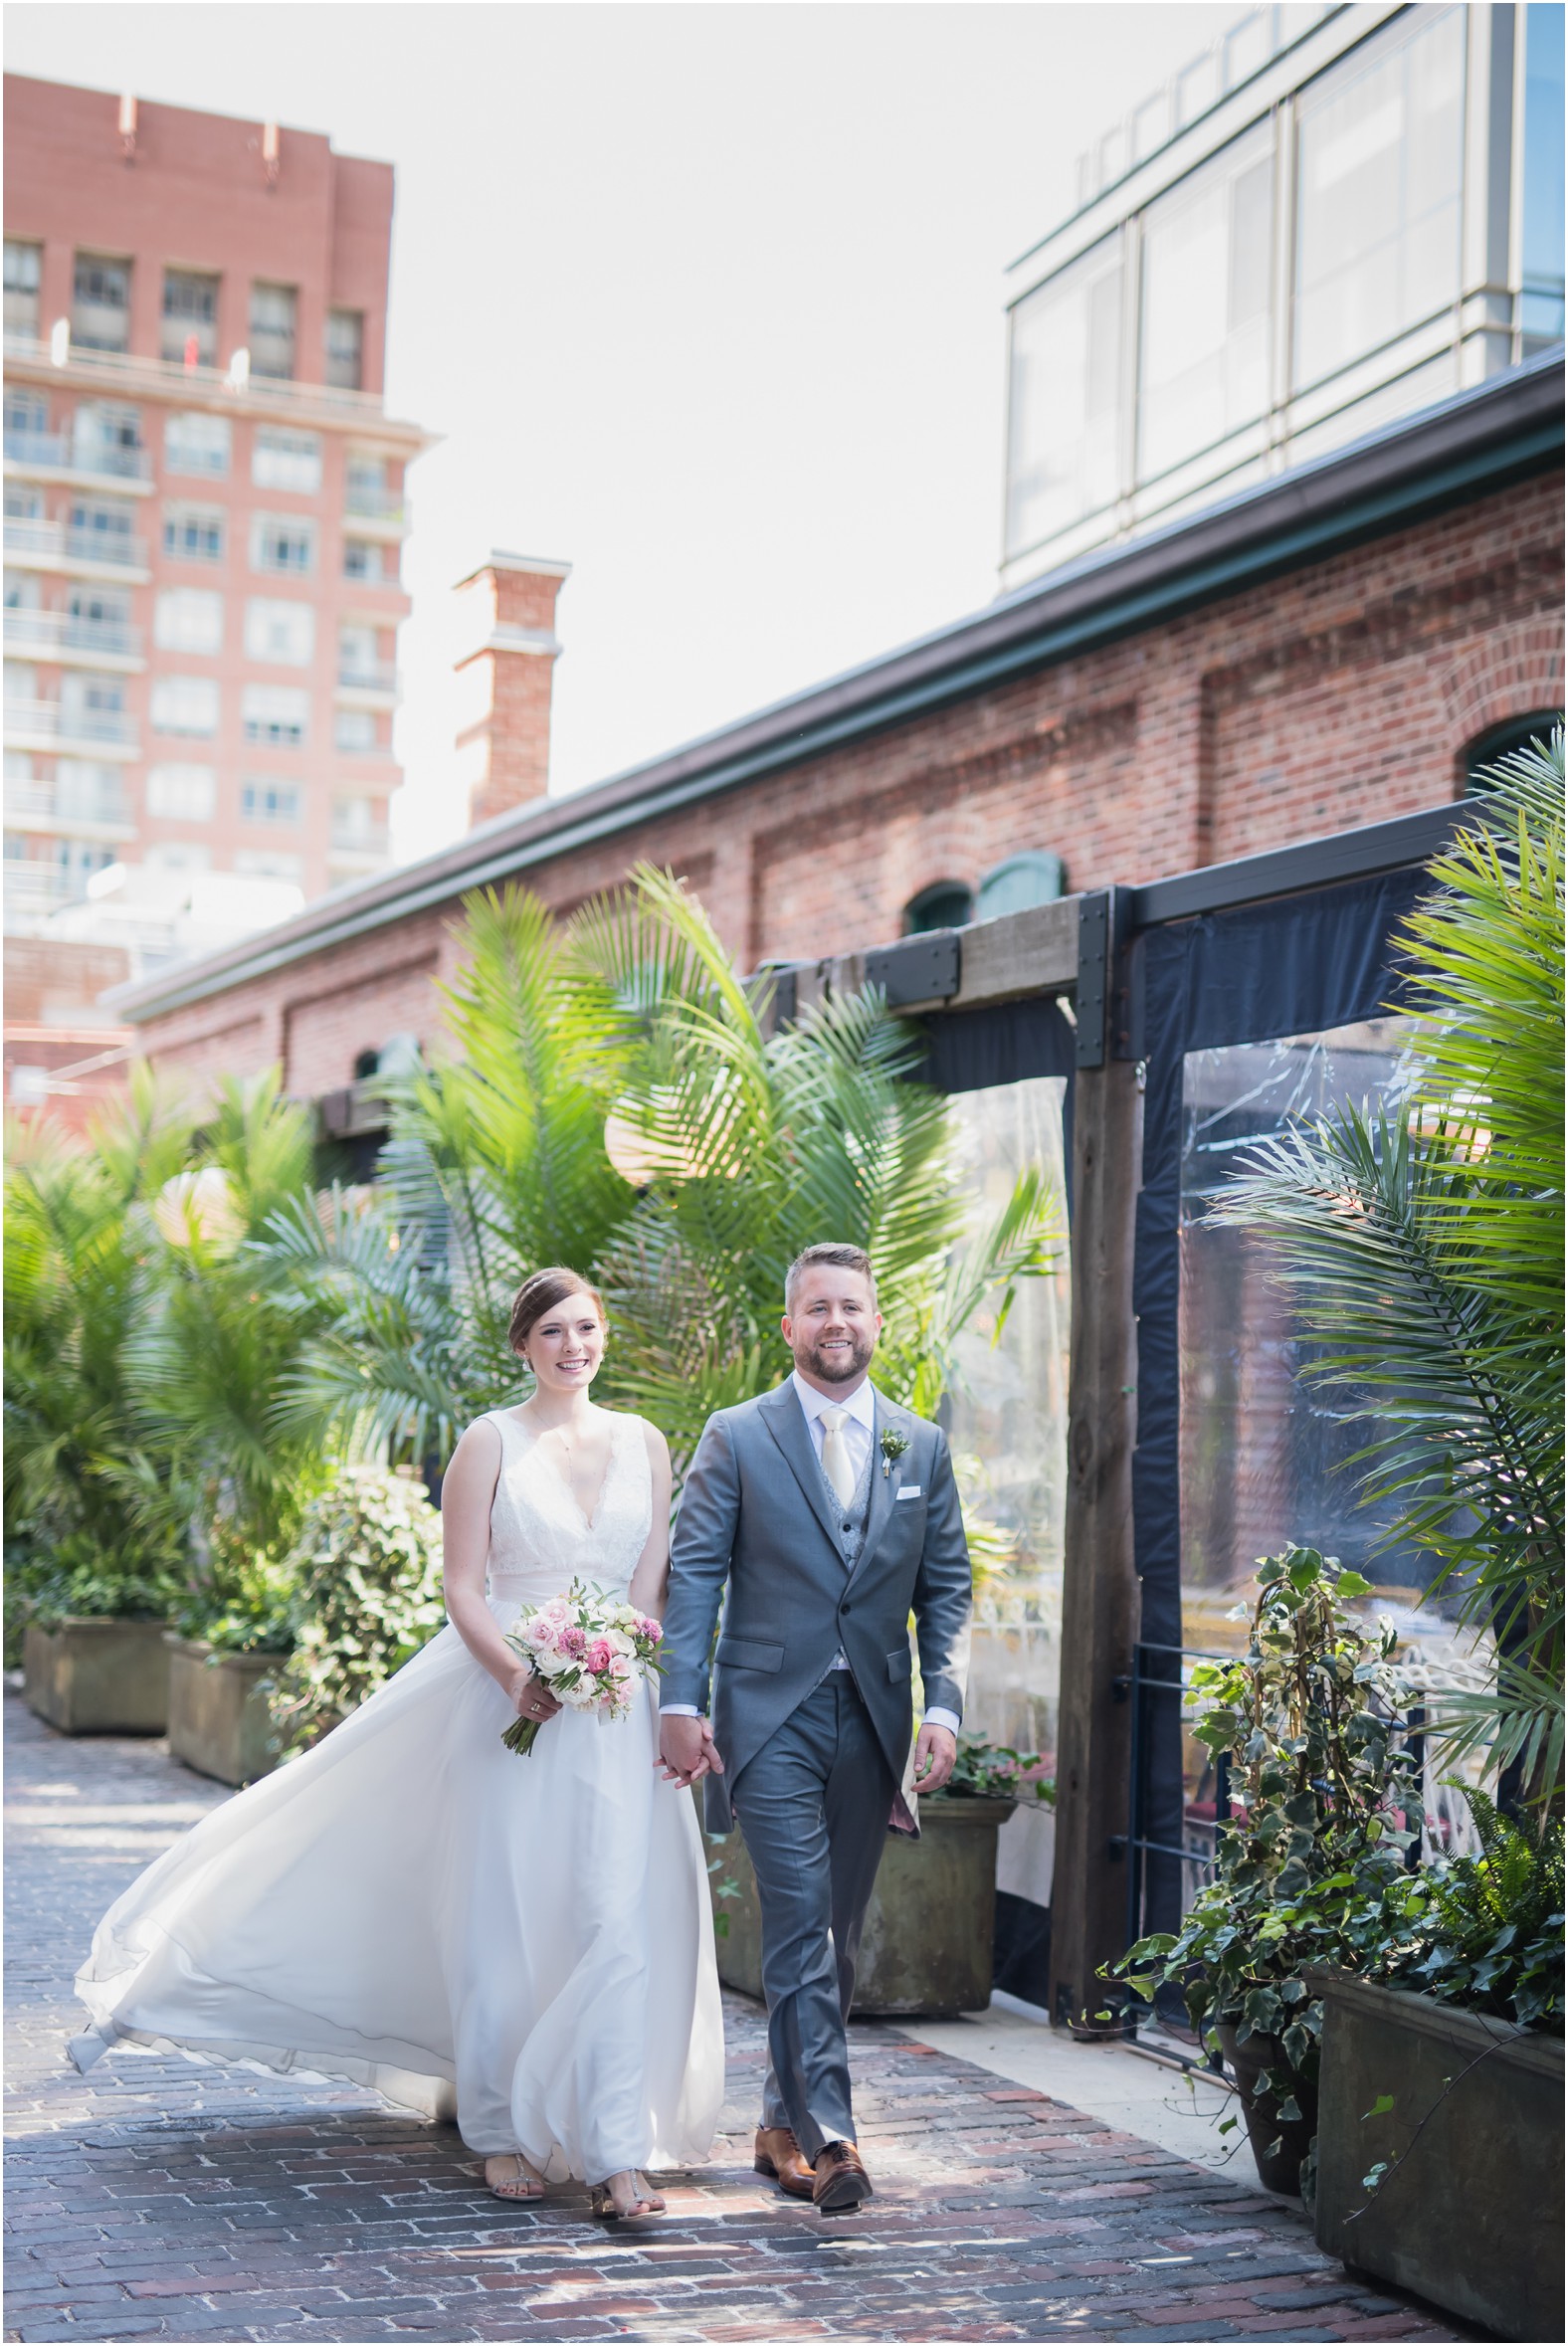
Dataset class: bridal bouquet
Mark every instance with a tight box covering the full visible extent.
[500,1578,665,1756]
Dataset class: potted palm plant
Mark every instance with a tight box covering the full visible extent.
[6,1073,196,1732]
[1211,731,1565,2333]
[256,871,1062,2015]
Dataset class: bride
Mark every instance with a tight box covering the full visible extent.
[72,1268,725,2223]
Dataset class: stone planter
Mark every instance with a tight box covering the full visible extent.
[1214,2023,1317,2197]
[1311,1969,1564,2341]
[165,1635,285,1787]
[709,1793,1015,2018]
[23,1618,169,1734]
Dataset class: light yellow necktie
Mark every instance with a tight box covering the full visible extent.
[820,1406,857,1508]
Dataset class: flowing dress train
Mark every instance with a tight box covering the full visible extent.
[72,1409,724,2183]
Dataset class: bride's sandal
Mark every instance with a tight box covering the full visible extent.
[588,2170,664,2222]
[486,2153,545,2202]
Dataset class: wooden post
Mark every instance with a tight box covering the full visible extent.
[1049,1052,1142,2032]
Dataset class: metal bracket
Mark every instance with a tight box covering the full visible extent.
[1076,887,1134,1066]
[864,929,961,1007]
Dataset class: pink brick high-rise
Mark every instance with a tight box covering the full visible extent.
[3,75,428,970]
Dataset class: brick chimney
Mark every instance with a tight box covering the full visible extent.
[452,552,569,828]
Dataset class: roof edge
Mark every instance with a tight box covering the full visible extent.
[108,353,1564,1027]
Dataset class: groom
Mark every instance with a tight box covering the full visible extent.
[659,1243,971,2214]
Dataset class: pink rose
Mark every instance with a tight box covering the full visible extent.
[584,1638,613,1674]
[558,1624,587,1657]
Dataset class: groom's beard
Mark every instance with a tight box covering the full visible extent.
[797,1329,876,1387]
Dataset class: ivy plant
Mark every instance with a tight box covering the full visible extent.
[935,1732,1056,1805]
[1106,1546,1422,2138]
[266,1466,445,1757]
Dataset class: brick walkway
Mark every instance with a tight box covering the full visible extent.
[4,1691,1467,2345]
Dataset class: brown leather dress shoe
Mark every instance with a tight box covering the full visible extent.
[812,2138,873,2214]
[753,2125,815,2201]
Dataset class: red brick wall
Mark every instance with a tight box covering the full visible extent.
[135,469,1564,1100]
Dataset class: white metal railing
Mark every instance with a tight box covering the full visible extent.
[4,780,130,825]
[3,426,152,483]
[336,658,399,693]
[3,697,137,747]
[344,484,406,522]
[3,608,143,659]
[3,332,409,426]
[3,518,149,570]
[3,864,70,913]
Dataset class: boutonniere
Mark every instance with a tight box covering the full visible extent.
[880,1428,910,1478]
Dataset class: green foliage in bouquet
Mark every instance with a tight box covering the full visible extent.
[267,1466,445,1756]
[1106,1547,1421,2121]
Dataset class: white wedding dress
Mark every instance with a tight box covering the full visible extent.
[73,1408,725,2183]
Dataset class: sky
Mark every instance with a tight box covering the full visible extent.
[6,0,1239,863]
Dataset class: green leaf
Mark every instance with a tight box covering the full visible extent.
[1362,2093,1396,2121]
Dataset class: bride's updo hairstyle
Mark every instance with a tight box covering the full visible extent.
[507,1268,608,1361]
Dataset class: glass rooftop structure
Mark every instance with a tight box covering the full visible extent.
[1001,2,1565,591]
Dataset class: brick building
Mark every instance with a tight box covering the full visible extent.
[3,74,426,1046]
[107,356,1563,1107]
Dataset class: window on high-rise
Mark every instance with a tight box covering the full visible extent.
[245,598,314,666]
[161,270,220,367]
[325,308,364,390]
[150,676,220,737]
[251,514,317,576]
[240,778,301,826]
[1005,234,1121,560]
[1138,121,1273,486]
[253,427,321,494]
[1521,2,1566,350]
[166,410,231,477]
[163,502,225,563]
[1292,6,1465,393]
[233,847,302,881]
[343,537,384,583]
[4,241,41,341]
[72,254,131,352]
[241,683,309,748]
[69,498,137,558]
[249,282,297,380]
[153,587,224,656]
[72,402,144,478]
[334,707,379,753]
[145,763,217,822]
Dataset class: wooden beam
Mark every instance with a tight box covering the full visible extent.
[1050,1052,1141,2033]
[812,893,1081,1016]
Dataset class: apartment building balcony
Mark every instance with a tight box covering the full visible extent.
[335,658,400,707]
[328,820,392,861]
[343,483,409,539]
[3,697,139,759]
[2,334,429,455]
[3,517,152,581]
[3,608,145,670]
[3,776,134,842]
[3,862,72,932]
[3,426,154,494]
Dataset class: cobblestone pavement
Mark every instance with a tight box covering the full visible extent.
[5,1692,1468,2345]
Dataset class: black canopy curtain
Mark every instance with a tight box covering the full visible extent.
[1128,866,1429,1938]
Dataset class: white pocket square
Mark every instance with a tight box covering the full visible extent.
[895,1484,922,1500]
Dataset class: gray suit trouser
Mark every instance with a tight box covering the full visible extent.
[729,1671,896,2159]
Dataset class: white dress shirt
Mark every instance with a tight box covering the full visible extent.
[663,1370,960,1738]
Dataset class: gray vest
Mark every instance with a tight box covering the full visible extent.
[813,1426,875,1566]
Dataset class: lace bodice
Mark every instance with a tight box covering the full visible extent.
[484,1408,653,1607]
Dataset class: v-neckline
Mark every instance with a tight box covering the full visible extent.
[519,1412,620,1533]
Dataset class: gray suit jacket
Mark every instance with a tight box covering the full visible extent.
[662,1379,971,1835]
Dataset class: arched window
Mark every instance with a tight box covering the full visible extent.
[1464,710,1561,793]
[902,880,974,935]
[975,850,1066,920]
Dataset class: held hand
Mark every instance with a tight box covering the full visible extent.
[510,1669,562,1724]
[658,1714,723,1787]
[912,1720,957,1792]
